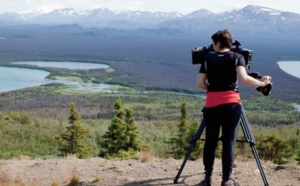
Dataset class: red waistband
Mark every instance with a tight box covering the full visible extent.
[205,91,241,108]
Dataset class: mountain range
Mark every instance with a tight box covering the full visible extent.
[0,7,182,29]
[1,5,300,37]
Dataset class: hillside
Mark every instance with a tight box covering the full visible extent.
[1,157,299,186]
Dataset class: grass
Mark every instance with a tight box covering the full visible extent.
[91,177,101,183]
[106,68,115,73]
[68,175,80,186]
[138,146,153,163]
[50,181,60,186]
[50,76,83,82]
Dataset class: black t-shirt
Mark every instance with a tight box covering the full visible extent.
[199,51,246,92]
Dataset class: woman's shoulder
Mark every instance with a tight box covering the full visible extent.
[226,51,243,59]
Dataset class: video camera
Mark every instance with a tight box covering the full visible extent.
[192,40,253,69]
[192,40,272,96]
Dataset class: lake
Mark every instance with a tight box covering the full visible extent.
[277,61,300,79]
[0,62,113,93]
[278,61,300,111]
[0,67,50,92]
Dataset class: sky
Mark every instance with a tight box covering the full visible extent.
[1,0,300,15]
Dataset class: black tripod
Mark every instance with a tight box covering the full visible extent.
[173,107,269,186]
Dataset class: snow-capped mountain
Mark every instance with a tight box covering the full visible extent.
[0,7,183,28]
[0,5,299,35]
[157,5,300,35]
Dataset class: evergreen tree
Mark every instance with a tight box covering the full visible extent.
[186,121,203,160]
[125,107,141,151]
[172,103,190,159]
[56,102,92,158]
[100,98,140,158]
[296,151,300,165]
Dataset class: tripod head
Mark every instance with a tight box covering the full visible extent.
[248,72,272,96]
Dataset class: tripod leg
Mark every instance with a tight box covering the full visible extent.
[173,120,206,184]
[240,109,269,186]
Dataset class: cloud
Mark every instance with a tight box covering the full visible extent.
[21,2,66,13]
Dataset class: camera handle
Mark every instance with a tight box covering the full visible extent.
[248,72,272,96]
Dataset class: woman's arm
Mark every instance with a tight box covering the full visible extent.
[196,73,209,91]
[236,66,271,87]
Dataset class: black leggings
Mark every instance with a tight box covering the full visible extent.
[202,103,241,180]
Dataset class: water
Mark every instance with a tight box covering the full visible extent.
[278,61,300,111]
[0,67,50,92]
[294,105,300,111]
[0,61,113,93]
[277,61,300,79]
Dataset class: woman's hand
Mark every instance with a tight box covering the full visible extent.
[260,76,272,87]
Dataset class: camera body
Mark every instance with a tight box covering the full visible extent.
[192,40,253,69]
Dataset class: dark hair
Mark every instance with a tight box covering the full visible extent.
[211,29,233,49]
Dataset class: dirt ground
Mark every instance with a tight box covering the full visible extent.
[1,156,300,186]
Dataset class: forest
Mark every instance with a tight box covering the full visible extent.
[0,25,299,164]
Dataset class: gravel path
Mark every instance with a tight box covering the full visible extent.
[1,157,300,186]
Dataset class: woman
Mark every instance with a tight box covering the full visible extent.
[196,29,271,186]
